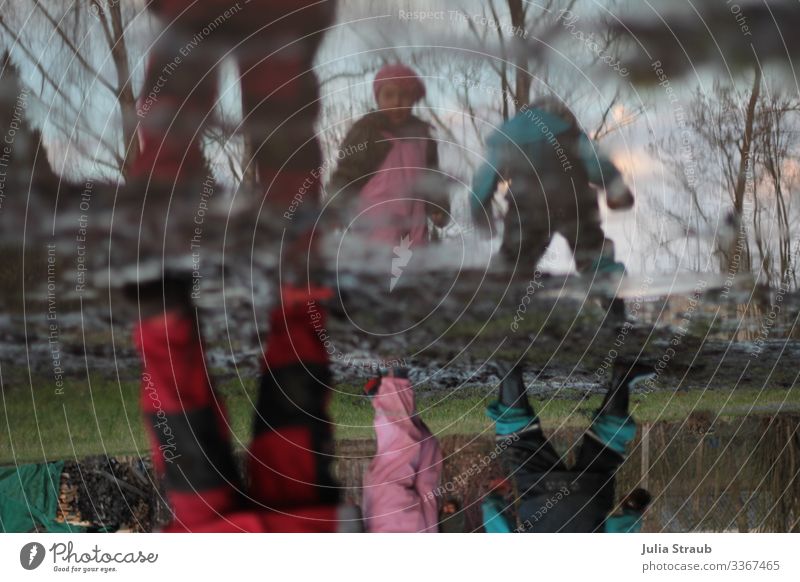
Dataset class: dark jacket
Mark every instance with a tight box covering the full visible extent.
[514,471,615,532]
[483,482,644,533]
[327,111,439,213]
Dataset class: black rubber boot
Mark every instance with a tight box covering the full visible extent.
[611,359,656,392]
[496,363,534,414]
[600,359,656,417]
[598,378,629,418]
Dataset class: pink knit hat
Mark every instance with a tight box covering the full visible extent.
[373,64,426,103]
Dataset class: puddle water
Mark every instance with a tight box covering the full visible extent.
[336,413,800,532]
[3,412,792,532]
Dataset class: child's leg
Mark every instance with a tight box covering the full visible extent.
[561,202,621,274]
[483,364,565,532]
[238,21,329,209]
[235,2,335,283]
[133,301,242,531]
[130,10,217,183]
[500,196,552,270]
[246,286,339,530]
[488,364,565,478]
[562,203,627,319]
[573,362,649,473]
[572,429,627,475]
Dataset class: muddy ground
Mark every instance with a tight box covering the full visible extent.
[4,256,800,532]
[3,266,799,396]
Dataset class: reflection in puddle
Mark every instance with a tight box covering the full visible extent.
[336,413,800,532]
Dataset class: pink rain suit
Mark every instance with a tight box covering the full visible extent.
[363,376,443,532]
[356,136,431,247]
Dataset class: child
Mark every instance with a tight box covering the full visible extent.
[134,0,332,205]
[125,0,335,279]
[328,64,448,247]
[133,278,342,532]
[470,97,632,275]
[362,369,443,532]
[481,361,653,533]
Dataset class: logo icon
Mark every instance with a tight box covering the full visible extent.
[20,542,46,570]
[390,234,413,292]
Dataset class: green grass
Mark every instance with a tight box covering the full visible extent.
[2,375,799,464]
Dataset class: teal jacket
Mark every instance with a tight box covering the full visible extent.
[470,107,622,219]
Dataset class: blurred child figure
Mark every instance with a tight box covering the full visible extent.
[329,64,448,246]
[133,282,342,532]
[128,0,342,533]
[338,69,450,519]
[134,0,332,205]
[481,361,652,533]
[470,97,632,276]
[362,370,443,532]
[128,0,335,278]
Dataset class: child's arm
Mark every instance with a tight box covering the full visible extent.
[577,133,633,210]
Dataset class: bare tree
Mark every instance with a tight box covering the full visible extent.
[86,0,140,175]
[0,0,149,178]
[755,85,800,287]
[725,68,762,277]
[650,68,800,289]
